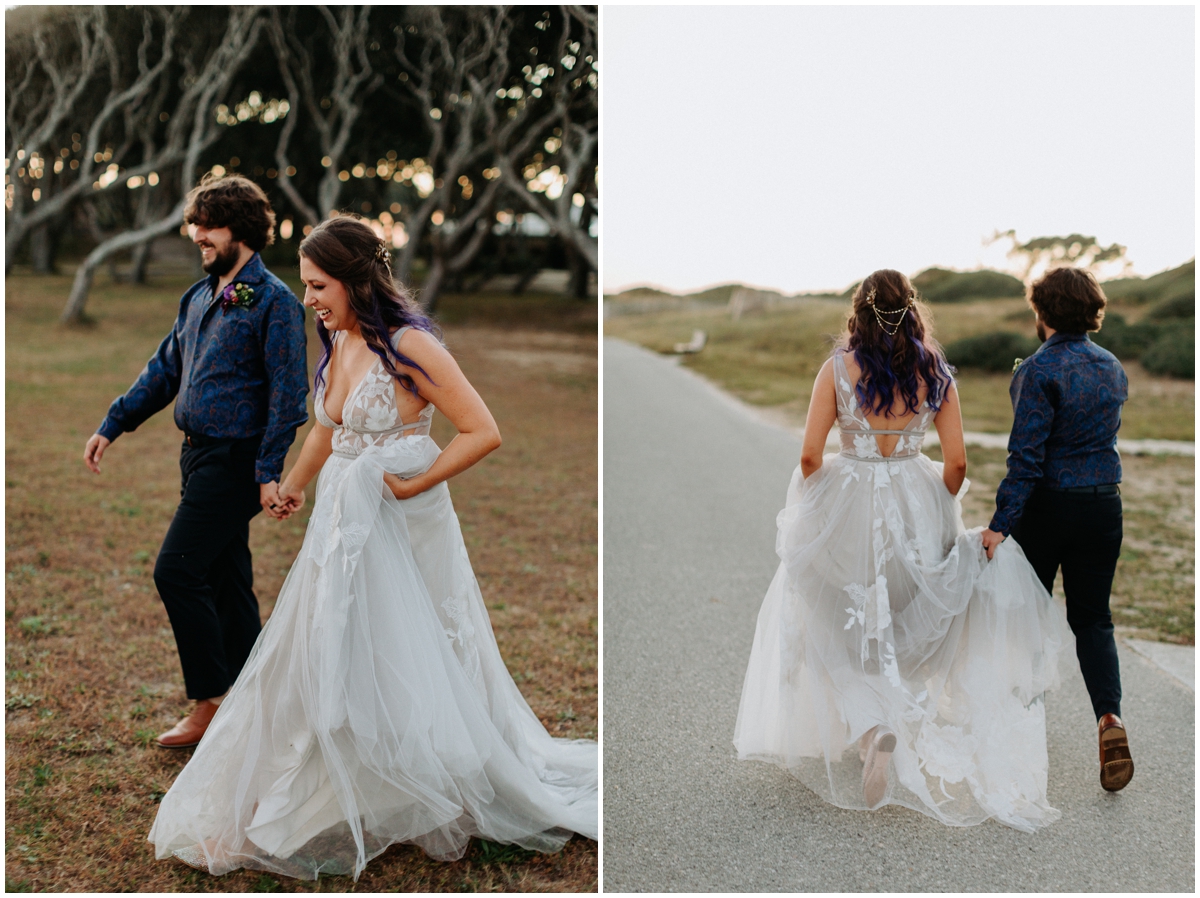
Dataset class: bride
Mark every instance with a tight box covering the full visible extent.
[149,216,597,880]
[734,269,1073,832]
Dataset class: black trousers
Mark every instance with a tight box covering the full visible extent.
[153,434,264,700]
[1009,486,1123,721]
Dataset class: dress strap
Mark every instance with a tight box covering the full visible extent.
[391,325,412,348]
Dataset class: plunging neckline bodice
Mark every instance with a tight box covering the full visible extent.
[320,352,371,427]
[314,327,435,458]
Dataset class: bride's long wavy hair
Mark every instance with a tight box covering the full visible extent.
[299,216,439,397]
[842,269,954,416]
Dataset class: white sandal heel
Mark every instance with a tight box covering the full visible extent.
[862,727,896,808]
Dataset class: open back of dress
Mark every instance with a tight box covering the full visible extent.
[833,350,931,461]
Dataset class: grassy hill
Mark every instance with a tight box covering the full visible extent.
[912,268,1026,302]
[605,283,790,306]
[1101,259,1195,309]
[609,259,1195,313]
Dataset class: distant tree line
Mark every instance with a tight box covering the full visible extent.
[4,5,598,321]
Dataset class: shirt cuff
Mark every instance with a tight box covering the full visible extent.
[96,418,123,442]
[987,513,1010,537]
[254,464,283,485]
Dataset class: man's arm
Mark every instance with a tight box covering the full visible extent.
[85,317,186,473]
[988,365,1055,537]
[255,290,310,485]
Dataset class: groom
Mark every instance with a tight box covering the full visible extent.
[981,266,1133,792]
[83,174,309,748]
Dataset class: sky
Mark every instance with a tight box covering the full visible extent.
[602,5,1196,295]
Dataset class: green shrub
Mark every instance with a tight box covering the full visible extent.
[1144,290,1195,320]
[1140,329,1194,379]
[913,268,1026,303]
[944,332,1040,372]
[1091,314,1162,360]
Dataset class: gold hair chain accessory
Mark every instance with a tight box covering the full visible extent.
[865,287,915,336]
[375,243,391,266]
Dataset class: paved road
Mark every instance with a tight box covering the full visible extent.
[602,337,1194,893]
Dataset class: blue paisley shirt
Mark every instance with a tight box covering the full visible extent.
[96,253,309,484]
[989,332,1128,535]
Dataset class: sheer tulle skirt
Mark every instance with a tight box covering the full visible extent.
[149,438,597,880]
[734,452,1073,832]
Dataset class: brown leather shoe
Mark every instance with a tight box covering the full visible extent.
[156,699,220,749]
[1098,713,1134,792]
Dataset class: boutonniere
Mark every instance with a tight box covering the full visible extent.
[220,282,255,312]
[1012,357,1024,373]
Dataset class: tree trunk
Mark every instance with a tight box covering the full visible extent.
[421,257,446,314]
[570,264,590,299]
[512,266,540,296]
[29,224,57,274]
[61,202,187,323]
[129,236,154,284]
[565,243,592,299]
[5,218,28,275]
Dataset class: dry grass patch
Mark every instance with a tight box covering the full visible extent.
[6,270,596,892]
[924,444,1194,644]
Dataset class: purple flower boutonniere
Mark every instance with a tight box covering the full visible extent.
[220,282,255,312]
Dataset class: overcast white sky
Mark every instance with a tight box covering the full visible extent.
[602,5,1195,294]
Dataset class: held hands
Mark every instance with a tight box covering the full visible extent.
[261,481,305,520]
[84,433,111,474]
[981,528,1006,560]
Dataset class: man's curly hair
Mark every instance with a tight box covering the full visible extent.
[1027,267,1107,333]
[183,173,275,252]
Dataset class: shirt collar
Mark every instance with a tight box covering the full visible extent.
[235,252,268,285]
[1043,331,1089,347]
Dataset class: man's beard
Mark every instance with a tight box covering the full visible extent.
[1035,319,1047,343]
[202,242,241,276]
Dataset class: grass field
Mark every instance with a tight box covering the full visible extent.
[606,295,1194,644]
[5,268,597,892]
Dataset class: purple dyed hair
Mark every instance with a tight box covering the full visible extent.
[298,216,439,397]
[843,269,954,417]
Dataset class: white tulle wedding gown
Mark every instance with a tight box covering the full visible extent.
[149,328,597,880]
[734,350,1073,832]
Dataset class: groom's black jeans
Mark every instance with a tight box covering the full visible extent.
[154,433,264,701]
[1010,485,1123,721]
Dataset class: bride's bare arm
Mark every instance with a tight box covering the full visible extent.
[800,360,837,479]
[276,421,334,513]
[932,382,967,495]
[383,330,502,500]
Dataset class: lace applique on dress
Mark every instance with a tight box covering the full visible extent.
[314,328,435,458]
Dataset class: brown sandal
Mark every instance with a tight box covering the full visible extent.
[1098,713,1134,792]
